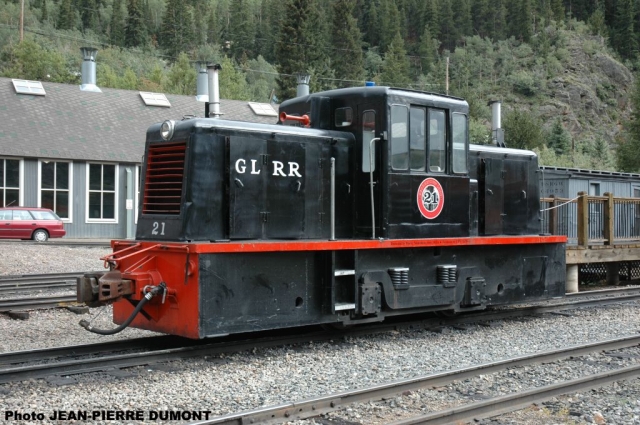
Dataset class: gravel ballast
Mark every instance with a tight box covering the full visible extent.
[1,243,640,424]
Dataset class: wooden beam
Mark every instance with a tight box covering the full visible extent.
[604,192,614,245]
[577,191,588,247]
[566,246,640,264]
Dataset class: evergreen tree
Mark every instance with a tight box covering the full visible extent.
[548,118,571,155]
[41,0,48,22]
[57,0,76,30]
[551,0,565,22]
[275,0,315,100]
[124,0,148,48]
[588,3,608,37]
[206,8,218,45]
[612,0,637,59]
[381,31,411,87]
[165,52,197,95]
[489,0,507,40]
[503,108,544,150]
[110,0,125,46]
[160,0,196,59]
[617,75,640,171]
[228,0,254,62]
[438,0,456,51]
[331,0,364,84]
[422,0,439,39]
[80,0,98,32]
[472,0,491,38]
[363,0,381,47]
[455,0,473,39]
[273,0,333,97]
[418,26,436,73]
[379,0,401,52]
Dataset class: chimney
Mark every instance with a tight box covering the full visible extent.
[296,74,310,97]
[206,64,222,118]
[195,62,209,102]
[79,47,101,93]
[488,100,505,147]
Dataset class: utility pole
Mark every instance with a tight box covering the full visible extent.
[20,0,24,41]
[445,56,449,95]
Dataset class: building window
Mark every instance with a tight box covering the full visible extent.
[39,161,72,220]
[0,158,20,207]
[87,163,118,221]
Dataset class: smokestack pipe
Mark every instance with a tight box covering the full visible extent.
[79,47,101,93]
[196,62,209,102]
[207,64,222,118]
[296,74,310,97]
[488,100,505,147]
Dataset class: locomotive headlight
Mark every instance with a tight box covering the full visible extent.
[160,120,175,141]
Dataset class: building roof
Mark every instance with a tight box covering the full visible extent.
[0,77,278,163]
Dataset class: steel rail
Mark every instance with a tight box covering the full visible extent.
[0,295,77,312]
[187,334,640,425]
[389,364,640,425]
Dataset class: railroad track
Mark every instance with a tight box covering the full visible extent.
[0,272,87,295]
[2,290,640,386]
[187,334,640,425]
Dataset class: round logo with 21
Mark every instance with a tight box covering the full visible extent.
[417,178,444,219]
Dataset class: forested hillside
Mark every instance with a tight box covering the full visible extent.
[1,0,639,171]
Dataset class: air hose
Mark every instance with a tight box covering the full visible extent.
[79,283,166,335]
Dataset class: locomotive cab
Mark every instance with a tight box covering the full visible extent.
[279,87,473,240]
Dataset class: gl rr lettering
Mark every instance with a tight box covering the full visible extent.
[234,158,302,177]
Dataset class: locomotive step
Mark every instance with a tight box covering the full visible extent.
[335,303,356,311]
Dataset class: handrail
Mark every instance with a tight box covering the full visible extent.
[540,192,640,246]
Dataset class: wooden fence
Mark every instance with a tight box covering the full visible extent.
[541,192,640,247]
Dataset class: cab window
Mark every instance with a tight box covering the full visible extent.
[390,105,409,170]
[452,113,468,174]
[429,110,446,172]
[410,107,426,171]
[362,110,376,172]
[335,107,353,127]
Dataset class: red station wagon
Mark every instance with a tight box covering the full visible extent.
[0,207,66,242]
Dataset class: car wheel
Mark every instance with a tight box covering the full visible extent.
[32,229,49,242]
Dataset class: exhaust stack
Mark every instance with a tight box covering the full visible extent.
[206,64,222,118]
[296,74,310,97]
[79,47,102,93]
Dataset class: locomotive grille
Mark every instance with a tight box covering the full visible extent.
[142,142,186,215]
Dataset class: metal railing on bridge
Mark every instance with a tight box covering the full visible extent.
[541,192,640,246]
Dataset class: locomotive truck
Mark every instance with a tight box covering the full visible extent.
[77,85,566,339]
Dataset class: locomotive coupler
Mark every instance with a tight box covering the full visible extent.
[79,282,167,335]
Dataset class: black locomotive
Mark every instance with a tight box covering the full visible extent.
[78,86,566,339]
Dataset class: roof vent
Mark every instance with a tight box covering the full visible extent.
[79,47,102,93]
[195,62,209,102]
[12,79,45,96]
[140,92,171,107]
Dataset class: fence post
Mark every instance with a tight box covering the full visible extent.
[549,195,558,235]
[603,192,614,246]
[577,191,589,247]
